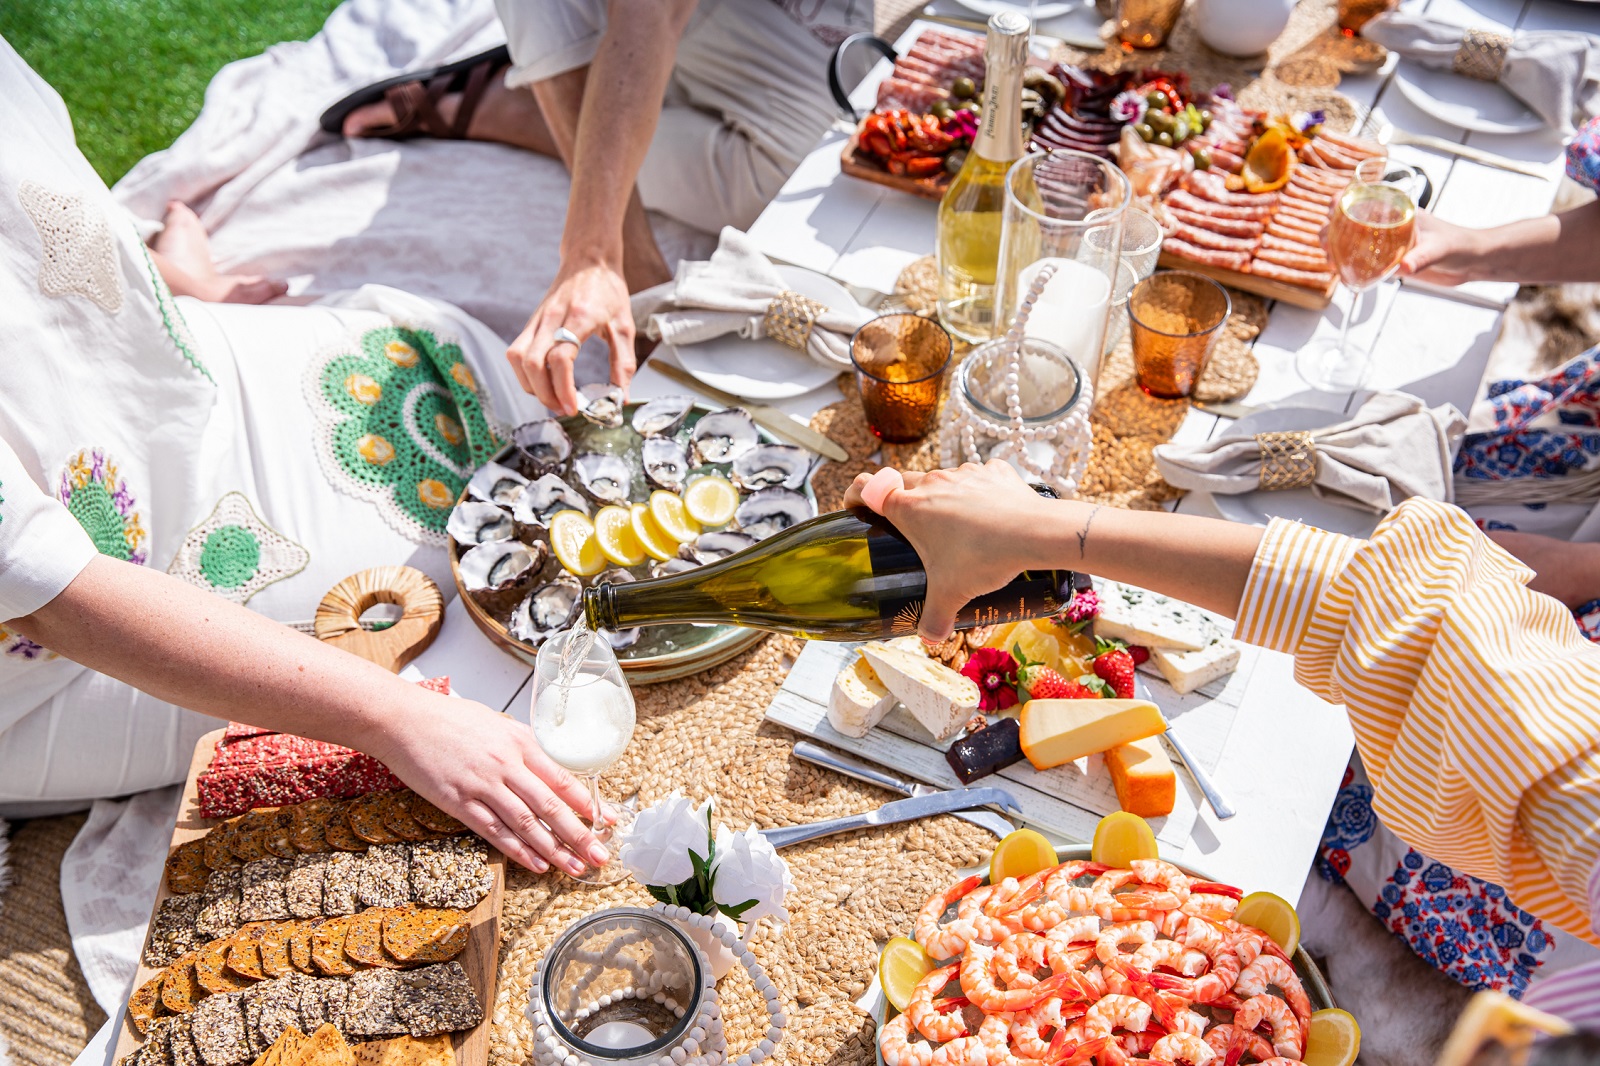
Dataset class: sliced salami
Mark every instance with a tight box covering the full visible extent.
[1166,189,1274,221]
[1163,237,1252,272]
[1170,221,1259,252]
[1167,207,1263,238]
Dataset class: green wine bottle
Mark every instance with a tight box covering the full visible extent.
[582,506,1076,641]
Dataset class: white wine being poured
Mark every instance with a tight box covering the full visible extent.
[581,503,1078,641]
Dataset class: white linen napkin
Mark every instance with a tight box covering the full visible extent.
[1152,392,1467,514]
[1362,13,1600,135]
[631,227,875,370]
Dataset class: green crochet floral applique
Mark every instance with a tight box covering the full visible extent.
[58,447,147,564]
[305,325,502,543]
[139,241,213,383]
[168,492,309,604]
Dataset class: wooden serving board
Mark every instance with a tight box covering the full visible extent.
[840,129,951,202]
[112,729,505,1066]
[1157,248,1337,311]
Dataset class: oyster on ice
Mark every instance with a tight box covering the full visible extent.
[593,568,642,651]
[689,408,758,465]
[731,444,812,492]
[735,488,814,540]
[679,530,758,565]
[513,474,590,528]
[510,419,572,475]
[650,558,700,578]
[572,453,633,505]
[447,501,516,547]
[459,539,547,595]
[630,395,694,438]
[507,573,583,646]
[577,383,626,428]
[641,436,690,492]
[466,461,529,508]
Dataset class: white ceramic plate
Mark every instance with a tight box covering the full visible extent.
[669,264,857,401]
[950,0,1080,22]
[1393,58,1543,134]
[1200,406,1382,539]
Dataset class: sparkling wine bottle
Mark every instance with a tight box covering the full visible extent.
[582,506,1076,641]
[936,9,1030,344]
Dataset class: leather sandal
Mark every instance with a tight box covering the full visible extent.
[318,44,511,139]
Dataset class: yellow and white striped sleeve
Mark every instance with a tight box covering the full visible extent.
[1234,498,1600,946]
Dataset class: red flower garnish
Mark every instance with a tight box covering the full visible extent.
[961,647,1020,712]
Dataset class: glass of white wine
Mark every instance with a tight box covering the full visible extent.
[531,627,637,885]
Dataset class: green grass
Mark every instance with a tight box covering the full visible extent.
[2,0,340,183]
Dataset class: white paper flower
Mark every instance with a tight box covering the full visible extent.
[618,792,713,887]
[711,825,794,925]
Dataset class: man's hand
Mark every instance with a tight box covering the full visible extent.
[1399,210,1486,287]
[507,258,636,415]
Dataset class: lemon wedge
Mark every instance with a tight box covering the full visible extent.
[1303,1008,1360,1066]
[593,506,647,567]
[649,490,701,544]
[549,511,607,577]
[878,937,933,1014]
[1090,811,1159,867]
[990,828,1058,884]
[683,475,739,528]
[630,504,680,562]
[1235,890,1302,956]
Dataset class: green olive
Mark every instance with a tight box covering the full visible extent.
[931,100,954,119]
[952,76,977,100]
[1147,110,1174,134]
[1171,118,1191,143]
[1145,90,1170,110]
[1198,108,1213,130]
[958,100,980,114]
[1135,123,1155,142]
[1190,147,1212,170]
[944,149,968,175]
[1155,131,1174,148]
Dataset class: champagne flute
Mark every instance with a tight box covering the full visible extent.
[1296,159,1418,391]
[530,628,637,884]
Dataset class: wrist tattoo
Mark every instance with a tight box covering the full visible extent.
[1075,505,1102,560]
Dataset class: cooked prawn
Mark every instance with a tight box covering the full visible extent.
[1203,1023,1273,1064]
[879,1012,936,1066]
[1120,859,1193,911]
[1011,1000,1087,1060]
[1094,921,1158,965]
[995,932,1051,988]
[1179,893,1239,921]
[1102,959,1206,1037]
[978,1012,1043,1066]
[933,1036,990,1066]
[1149,1033,1216,1066]
[1233,955,1310,1030]
[907,963,969,1042]
[961,883,1028,945]
[1082,994,1152,1040]
[918,875,984,960]
[1131,938,1208,978]
[1234,994,1303,1059]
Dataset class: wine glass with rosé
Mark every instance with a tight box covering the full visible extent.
[1297,158,1418,391]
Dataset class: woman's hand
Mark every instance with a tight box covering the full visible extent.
[846,461,1060,641]
[506,257,636,415]
[371,693,611,877]
[1398,210,1487,286]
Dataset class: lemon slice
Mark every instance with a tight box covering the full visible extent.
[549,511,607,577]
[990,828,1058,884]
[1302,1008,1360,1066]
[878,937,933,1014]
[593,506,648,567]
[1090,811,1159,868]
[683,475,739,528]
[649,490,701,544]
[1234,890,1302,956]
[631,504,679,562]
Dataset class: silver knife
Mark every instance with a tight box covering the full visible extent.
[646,360,851,463]
[1134,678,1236,821]
[792,740,1017,838]
[1365,119,1548,180]
[760,786,1023,849]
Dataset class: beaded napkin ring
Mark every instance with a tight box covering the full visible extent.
[1254,430,1317,491]
[763,290,827,352]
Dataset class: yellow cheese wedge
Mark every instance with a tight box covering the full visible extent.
[1018,698,1167,770]
[1104,734,1177,817]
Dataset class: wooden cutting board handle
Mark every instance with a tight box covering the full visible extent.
[314,565,443,673]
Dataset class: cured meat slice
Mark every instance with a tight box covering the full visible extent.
[1268,220,1325,242]
[1315,130,1383,158]
[1282,187,1335,210]
[1292,165,1351,191]
[1269,211,1324,235]
[1276,202,1332,226]
[1166,189,1273,220]
[1206,149,1245,173]
[1248,259,1334,286]
[1182,170,1279,208]
[1257,247,1332,271]
[1299,142,1357,171]
[1170,221,1259,252]
[1163,237,1251,271]
[876,78,949,114]
[1262,233,1326,255]
[1167,207,1262,238]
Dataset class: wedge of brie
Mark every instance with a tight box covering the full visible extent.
[860,642,979,741]
[828,653,897,738]
[1150,640,1241,694]
[1094,580,1219,652]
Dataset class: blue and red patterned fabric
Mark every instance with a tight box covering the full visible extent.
[1567,114,1600,193]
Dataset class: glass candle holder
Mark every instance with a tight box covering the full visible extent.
[1128,270,1232,400]
[1099,206,1165,361]
[850,313,953,443]
[1118,0,1185,48]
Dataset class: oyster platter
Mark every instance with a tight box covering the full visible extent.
[449,387,820,680]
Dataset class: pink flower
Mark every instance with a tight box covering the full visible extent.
[1111,91,1148,125]
[1065,588,1101,623]
[961,647,1020,712]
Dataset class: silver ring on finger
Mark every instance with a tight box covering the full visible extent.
[552,326,581,348]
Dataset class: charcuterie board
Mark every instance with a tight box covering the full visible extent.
[1157,248,1337,310]
[840,129,951,201]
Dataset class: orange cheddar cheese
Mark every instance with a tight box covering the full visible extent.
[1018,698,1167,770]
[1104,735,1176,817]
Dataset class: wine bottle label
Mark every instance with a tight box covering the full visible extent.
[881,573,1076,635]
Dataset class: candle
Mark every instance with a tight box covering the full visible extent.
[585,1021,657,1050]
[1016,258,1111,385]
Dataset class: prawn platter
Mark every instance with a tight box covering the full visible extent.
[877,847,1337,1066]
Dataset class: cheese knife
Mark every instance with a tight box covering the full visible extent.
[792,740,1017,838]
[645,360,851,463]
[759,785,1023,849]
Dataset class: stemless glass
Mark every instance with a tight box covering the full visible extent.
[850,313,953,443]
[1128,270,1231,399]
[1117,0,1185,48]
[531,629,638,884]
[1296,158,1418,391]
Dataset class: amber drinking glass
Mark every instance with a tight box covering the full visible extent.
[1117,0,1185,49]
[1337,0,1398,36]
[1128,271,1231,400]
[851,313,953,442]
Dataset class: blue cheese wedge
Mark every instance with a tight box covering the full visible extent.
[828,653,897,738]
[860,642,979,741]
[1094,580,1219,652]
[1149,640,1241,694]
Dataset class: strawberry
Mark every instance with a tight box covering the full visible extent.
[1091,638,1137,699]
[1128,645,1151,666]
[1022,666,1100,701]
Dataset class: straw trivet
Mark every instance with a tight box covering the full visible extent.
[492,637,995,1066]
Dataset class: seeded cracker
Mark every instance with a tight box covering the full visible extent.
[394,962,483,1037]
[264,809,300,859]
[197,868,244,939]
[348,792,403,845]
[407,796,465,835]
[139,1018,175,1066]
[286,853,329,918]
[358,843,412,908]
[240,857,292,921]
[130,970,167,1032]
[229,811,274,864]
[260,922,300,978]
[244,975,307,1049]
[381,908,470,964]
[324,803,367,852]
[192,991,252,1066]
[227,923,269,981]
[321,853,360,915]
[146,893,202,967]
[196,936,251,995]
[162,952,202,1014]
[299,977,349,1031]
[408,837,491,910]
[344,907,399,968]
[289,799,336,854]
[166,840,212,895]
[289,921,319,972]
[380,792,432,842]
[311,916,359,976]
[342,969,403,1037]
[204,820,243,871]
[169,1014,202,1066]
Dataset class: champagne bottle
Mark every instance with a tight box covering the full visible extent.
[936,9,1030,344]
[582,507,1076,641]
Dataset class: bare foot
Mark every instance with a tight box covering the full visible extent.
[342,77,552,153]
[152,202,287,304]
